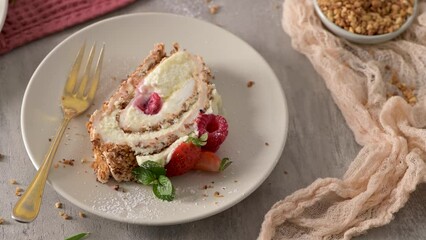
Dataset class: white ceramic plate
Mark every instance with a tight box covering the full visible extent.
[0,0,7,31]
[21,13,288,225]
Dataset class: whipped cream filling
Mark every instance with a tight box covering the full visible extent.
[92,51,222,166]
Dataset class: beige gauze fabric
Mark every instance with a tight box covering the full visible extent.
[259,0,426,239]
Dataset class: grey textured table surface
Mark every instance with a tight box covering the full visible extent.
[1,0,425,239]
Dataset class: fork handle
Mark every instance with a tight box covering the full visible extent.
[12,117,71,223]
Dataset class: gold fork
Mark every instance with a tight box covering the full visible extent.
[12,43,105,223]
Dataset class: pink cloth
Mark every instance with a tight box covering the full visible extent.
[0,0,135,55]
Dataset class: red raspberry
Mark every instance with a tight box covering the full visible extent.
[135,92,162,115]
[196,114,228,152]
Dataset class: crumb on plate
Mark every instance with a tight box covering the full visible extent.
[60,159,75,166]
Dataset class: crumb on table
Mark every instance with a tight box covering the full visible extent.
[59,211,71,220]
[15,187,23,196]
[79,212,86,218]
[247,81,255,88]
[214,191,224,197]
[202,185,214,190]
[209,4,221,14]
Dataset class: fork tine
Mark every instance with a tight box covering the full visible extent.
[86,43,105,102]
[64,43,86,94]
[76,43,96,97]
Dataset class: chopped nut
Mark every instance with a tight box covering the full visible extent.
[388,69,417,105]
[55,202,63,209]
[318,0,414,35]
[9,179,17,185]
[59,211,71,220]
[247,81,255,88]
[209,4,221,14]
[408,96,417,104]
[78,212,86,218]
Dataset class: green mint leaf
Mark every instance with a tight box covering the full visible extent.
[65,232,90,240]
[152,175,175,201]
[219,158,232,172]
[138,169,159,185]
[132,167,145,176]
[140,160,166,176]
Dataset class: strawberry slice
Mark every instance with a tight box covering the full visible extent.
[193,151,232,172]
[165,142,201,177]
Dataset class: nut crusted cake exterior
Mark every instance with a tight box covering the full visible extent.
[87,43,216,183]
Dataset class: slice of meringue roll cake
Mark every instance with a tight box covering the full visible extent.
[87,43,223,183]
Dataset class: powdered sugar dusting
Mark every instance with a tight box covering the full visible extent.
[90,184,162,220]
